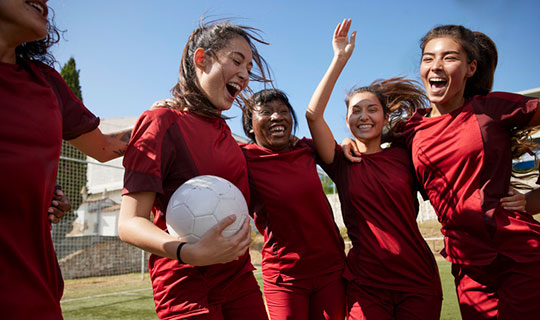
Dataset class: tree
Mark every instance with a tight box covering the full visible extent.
[60,57,83,102]
[53,58,88,252]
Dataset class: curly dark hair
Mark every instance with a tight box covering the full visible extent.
[15,6,62,66]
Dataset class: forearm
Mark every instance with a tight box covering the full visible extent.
[306,56,349,164]
[525,188,540,215]
[118,192,180,260]
[68,127,131,162]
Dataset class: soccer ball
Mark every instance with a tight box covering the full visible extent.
[166,175,248,243]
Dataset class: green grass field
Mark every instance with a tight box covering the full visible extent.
[61,259,461,320]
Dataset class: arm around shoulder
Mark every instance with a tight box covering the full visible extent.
[68,127,132,162]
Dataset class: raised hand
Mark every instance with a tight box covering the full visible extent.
[333,18,356,60]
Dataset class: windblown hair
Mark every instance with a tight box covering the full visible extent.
[242,89,298,142]
[15,7,62,66]
[165,19,272,119]
[420,24,539,184]
[345,77,429,143]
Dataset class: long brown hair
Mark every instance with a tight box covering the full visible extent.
[166,19,272,119]
[345,77,429,143]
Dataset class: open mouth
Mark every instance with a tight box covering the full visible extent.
[429,77,448,90]
[269,125,286,136]
[226,83,241,98]
[26,1,47,17]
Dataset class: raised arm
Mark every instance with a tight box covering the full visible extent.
[306,19,356,164]
[68,127,132,162]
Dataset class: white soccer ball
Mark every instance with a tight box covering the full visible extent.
[166,175,248,243]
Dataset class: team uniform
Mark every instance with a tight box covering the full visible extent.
[317,143,442,320]
[0,60,99,319]
[123,108,267,320]
[241,138,346,320]
[402,92,540,319]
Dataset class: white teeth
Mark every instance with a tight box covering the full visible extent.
[269,126,285,133]
[27,2,44,15]
[357,125,373,129]
[430,78,446,83]
[228,83,241,91]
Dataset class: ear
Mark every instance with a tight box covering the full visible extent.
[466,59,477,78]
[383,113,389,126]
[193,48,207,71]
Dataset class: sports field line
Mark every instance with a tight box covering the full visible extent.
[61,270,264,304]
[61,288,153,303]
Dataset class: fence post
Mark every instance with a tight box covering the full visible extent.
[141,249,145,280]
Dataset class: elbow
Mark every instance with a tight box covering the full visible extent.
[305,109,317,122]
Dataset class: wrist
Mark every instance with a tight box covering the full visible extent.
[176,242,187,264]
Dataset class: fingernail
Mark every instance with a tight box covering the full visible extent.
[48,208,54,213]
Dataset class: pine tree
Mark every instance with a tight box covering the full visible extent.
[60,57,83,101]
[53,58,88,251]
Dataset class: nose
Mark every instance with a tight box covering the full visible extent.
[238,66,249,82]
[432,57,443,71]
[359,110,368,121]
[270,111,282,121]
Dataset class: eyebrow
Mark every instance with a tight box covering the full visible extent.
[422,50,460,56]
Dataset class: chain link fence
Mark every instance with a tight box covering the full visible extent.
[53,142,149,280]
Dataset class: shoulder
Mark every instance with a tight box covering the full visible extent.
[132,108,182,139]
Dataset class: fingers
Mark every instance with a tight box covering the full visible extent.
[350,30,357,47]
[48,206,65,224]
[500,194,526,212]
[213,214,237,234]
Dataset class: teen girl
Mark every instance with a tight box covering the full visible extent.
[399,25,540,319]
[118,20,271,319]
[306,19,442,319]
[241,89,346,320]
[1,1,130,318]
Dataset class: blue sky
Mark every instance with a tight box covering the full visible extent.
[50,0,540,143]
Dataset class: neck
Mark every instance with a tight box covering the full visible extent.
[0,42,17,64]
[354,138,383,154]
[430,90,466,116]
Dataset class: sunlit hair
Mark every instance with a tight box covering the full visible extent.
[420,25,497,98]
[242,89,298,142]
[421,25,538,185]
[162,18,272,119]
[15,6,62,66]
[345,77,429,143]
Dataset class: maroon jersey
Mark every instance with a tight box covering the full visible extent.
[321,144,441,296]
[402,92,540,265]
[123,108,254,318]
[241,138,345,283]
[0,60,99,319]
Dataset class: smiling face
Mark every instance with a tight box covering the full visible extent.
[420,37,477,113]
[251,99,293,152]
[346,91,387,151]
[195,36,253,113]
[0,0,49,49]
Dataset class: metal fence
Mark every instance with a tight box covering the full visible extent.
[53,144,149,280]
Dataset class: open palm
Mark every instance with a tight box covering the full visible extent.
[333,18,356,59]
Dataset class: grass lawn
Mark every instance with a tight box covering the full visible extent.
[61,259,461,320]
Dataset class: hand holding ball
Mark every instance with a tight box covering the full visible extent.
[166,175,249,243]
